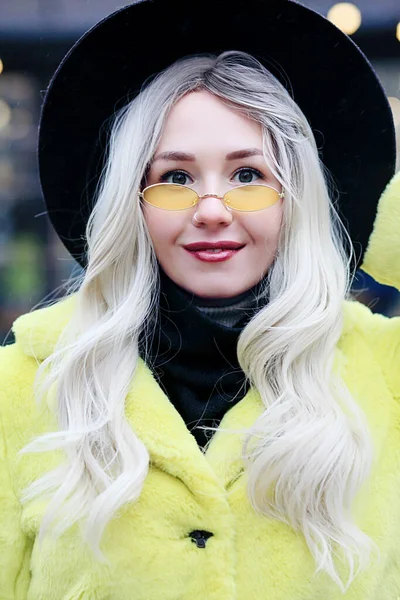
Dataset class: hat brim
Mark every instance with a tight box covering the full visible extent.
[38,0,396,269]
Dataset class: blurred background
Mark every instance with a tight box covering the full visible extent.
[0,0,399,345]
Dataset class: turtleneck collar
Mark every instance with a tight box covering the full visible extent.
[158,267,269,328]
[138,267,269,450]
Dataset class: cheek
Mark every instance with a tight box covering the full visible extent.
[250,203,283,246]
[142,206,182,251]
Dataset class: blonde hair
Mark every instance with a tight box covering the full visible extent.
[19,50,380,593]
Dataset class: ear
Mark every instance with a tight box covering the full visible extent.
[360,170,400,291]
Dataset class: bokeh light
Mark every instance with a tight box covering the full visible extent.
[388,97,400,127]
[327,3,362,35]
[0,159,15,191]
[0,98,12,130]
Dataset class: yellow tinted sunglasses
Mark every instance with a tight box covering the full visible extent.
[138,182,284,212]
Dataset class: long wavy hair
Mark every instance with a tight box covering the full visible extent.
[19,50,380,593]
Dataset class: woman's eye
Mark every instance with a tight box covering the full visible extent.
[159,170,193,186]
[233,167,265,184]
[158,167,265,186]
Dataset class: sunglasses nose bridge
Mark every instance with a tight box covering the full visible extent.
[198,192,224,201]
[196,192,232,212]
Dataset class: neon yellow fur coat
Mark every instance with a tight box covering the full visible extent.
[1,172,399,600]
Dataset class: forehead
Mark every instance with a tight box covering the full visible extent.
[157,90,262,148]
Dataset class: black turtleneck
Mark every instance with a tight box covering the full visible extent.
[138,267,269,450]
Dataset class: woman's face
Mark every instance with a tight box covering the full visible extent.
[142,89,284,298]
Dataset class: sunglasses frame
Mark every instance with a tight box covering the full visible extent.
[138,182,285,212]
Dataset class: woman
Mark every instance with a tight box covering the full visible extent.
[0,0,399,598]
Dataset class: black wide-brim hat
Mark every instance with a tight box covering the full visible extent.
[38,0,396,270]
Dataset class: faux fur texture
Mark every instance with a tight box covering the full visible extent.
[0,172,399,599]
[362,170,400,290]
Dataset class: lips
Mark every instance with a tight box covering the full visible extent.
[186,247,244,262]
[184,241,245,251]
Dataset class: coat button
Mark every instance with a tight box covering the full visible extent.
[188,530,214,548]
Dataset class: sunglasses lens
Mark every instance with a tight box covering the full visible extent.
[143,184,197,209]
[225,185,281,211]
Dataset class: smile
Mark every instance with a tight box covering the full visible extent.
[185,247,245,262]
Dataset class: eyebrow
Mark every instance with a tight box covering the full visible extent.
[151,148,264,163]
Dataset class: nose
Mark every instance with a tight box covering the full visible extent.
[193,193,233,226]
